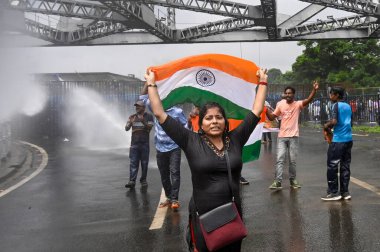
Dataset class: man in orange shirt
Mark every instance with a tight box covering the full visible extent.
[187,105,200,132]
[262,102,275,143]
[266,82,319,189]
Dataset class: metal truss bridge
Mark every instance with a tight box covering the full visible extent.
[1,0,380,46]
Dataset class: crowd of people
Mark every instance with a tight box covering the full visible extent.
[305,95,379,124]
[123,67,353,251]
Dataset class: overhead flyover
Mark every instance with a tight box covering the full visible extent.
[0,0,379,45]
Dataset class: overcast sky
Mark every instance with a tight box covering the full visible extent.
[1,0,357,80]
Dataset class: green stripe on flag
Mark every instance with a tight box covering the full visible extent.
[162,86,250,120]
[242,140,261,162]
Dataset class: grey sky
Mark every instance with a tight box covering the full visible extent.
[6,41,302,79]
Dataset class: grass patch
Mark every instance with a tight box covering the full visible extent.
[352,125,380,134]
[302,121,380,134]
[302,122,322,129]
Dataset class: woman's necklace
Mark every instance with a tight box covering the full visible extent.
[201,135,230,158]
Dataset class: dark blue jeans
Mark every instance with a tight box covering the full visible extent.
[326,141,353,194]
[129,142,150,182]
[263,132,271,141]
[156,148,181,201]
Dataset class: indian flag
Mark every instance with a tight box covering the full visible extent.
[150,54,264,163]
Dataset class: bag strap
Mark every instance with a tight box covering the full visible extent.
[224,149,235,202]
[194,148,235,215]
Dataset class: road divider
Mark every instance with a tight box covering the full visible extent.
[149,188,168,230]
[351,176,380,196]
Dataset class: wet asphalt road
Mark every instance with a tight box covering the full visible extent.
[0,127,379,252]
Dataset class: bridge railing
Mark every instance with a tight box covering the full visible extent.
[11,82,380,140]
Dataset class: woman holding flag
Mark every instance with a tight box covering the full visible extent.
[145,66,268,251]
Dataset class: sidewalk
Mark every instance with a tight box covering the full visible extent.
[0,141,27,176]
[0,141,34,193]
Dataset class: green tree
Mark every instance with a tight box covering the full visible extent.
[291,39,380,87]
[275,71,295,85]
[267,68,282,84]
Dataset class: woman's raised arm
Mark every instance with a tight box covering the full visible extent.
[252,68,268,118]
[144,69,168,124]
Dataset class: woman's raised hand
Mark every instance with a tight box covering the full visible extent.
[252,67,268,117]
[256,68,268,83]
[144,69,155,84]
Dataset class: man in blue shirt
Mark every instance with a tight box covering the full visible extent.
[140,83,188,210]
[322,87,353,201]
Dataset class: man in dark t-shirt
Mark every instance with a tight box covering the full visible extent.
[125,100,154,189]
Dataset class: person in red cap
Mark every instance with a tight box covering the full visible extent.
[125,100,154,189]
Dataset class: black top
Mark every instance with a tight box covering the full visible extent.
[161,111,259,215]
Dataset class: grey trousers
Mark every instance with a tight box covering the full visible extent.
[275,137,299,182]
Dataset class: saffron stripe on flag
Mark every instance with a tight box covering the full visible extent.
[151,54,260,84]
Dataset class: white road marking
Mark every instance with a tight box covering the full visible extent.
[149,189,169,230]
[352,133,369,137]
[351,176,380,196]
[0,141,48,198]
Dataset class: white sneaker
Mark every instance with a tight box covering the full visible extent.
[321,193,342,201]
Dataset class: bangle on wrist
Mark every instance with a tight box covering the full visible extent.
[147,84,157,87]
[258,81,267,85]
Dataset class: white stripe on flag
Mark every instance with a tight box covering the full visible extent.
[246,123,264,146]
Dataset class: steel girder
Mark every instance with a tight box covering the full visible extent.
[281,0,380,39]
[3,0,126,21]
[137,0,265,22]
[284,14,373,38]
[2,0,134,44]
[2,0,175,42]
[260,0,277,39]
[23,18,64,43]
[22,17,130,44]
[368,22,380,37]
[299,0,380,17]
[2,0,380,45]
[279,4,326,29]
[100,1,175,41]
[68,21,130,43]
[125,0,274,40]
[179,17,257,41]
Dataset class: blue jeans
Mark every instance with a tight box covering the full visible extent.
[275,137,299,182]
[129,142,150,182]
[326,141,353,194]
[156,148,181,201]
